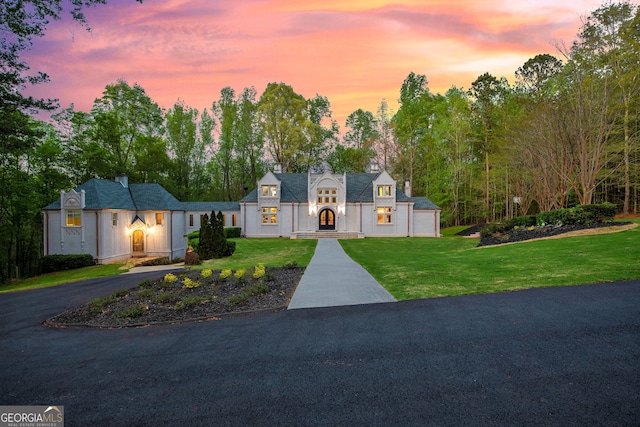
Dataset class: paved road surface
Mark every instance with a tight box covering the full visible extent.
[1,274,638,426]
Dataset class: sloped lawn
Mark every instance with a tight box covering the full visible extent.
[341,221,640,300]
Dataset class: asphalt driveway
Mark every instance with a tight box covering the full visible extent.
[1,273,639,426]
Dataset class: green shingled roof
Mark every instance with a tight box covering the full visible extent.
[43,179,137,210]
[129,183,183,210]
[411,197,440,210]
[43,175,440,212]
[182,202,241,211]
[44,179,188,211]
[239,172,437,208]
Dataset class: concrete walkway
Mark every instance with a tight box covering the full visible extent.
[288,238,396,309]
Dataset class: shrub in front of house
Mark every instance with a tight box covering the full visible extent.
[184,251,201,265]
[41,254,95,273]
[224,227,242,238]
[225,241,236,257]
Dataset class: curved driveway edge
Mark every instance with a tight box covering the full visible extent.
[288,238,396,309]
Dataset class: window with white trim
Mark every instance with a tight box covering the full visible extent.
[317,188,337,205]
[156,212,163,225]
[377,185,392,197]
[262,207,277,224]
[261,185,278,197]
[66,210,81,227]
[377,207,392,224]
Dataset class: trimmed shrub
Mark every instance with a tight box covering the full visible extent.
[575,202,617,223]
[224,227,242,238]
[184,251,201,266]
[187,230,200,252]
[224,241,236,257]
[537,203,617,227]
[41,254,95,273]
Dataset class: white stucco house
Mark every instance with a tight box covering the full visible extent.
[43,168,440,264]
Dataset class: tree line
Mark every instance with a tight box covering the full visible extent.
[1,1,639,283]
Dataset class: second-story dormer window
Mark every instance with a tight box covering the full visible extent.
[261,185,277,197]
[377,185,392,197]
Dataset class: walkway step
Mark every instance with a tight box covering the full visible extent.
[288,239,396,309]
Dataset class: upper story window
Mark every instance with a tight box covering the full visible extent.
[377,185,392,197]
[261,185,278,197]
[317,188,337,205]
[66,210,81,227]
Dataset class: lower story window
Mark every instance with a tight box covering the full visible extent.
[377,207,392,224]
[232,214,237,227]
[189,214,194,227]
[262,207,277,224]
[66,210,81,227]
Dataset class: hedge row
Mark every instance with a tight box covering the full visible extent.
[536,203,617,226]
[480,203,617,238]
[41,254,95,273]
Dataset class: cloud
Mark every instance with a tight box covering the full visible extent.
[22,0,607,126]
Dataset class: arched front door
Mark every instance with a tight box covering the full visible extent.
[132,229,145,255]
[319,208,335,231]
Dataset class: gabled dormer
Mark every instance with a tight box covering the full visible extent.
[308,171,346,215]
[257,171,281,225]
[373,171,396,205]
[373,171,396,225]
[61,189,86,228]
[258,172,281,202]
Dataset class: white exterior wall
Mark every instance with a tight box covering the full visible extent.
[185,211,242,235]
[413,210,441,237]
[97,210,133,264]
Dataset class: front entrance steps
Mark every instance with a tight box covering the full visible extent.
[290,231,364,239]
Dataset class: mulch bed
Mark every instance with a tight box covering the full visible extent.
[46,267,304,328]
[476,222,633,247]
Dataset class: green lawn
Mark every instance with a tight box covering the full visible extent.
[0,263,127,294]
[196,238,317,271]
[2,238,317,294]
[340,221,640,300]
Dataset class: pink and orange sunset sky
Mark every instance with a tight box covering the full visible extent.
[24,0,609,126]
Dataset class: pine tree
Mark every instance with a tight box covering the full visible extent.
[211,211,229,258]
[197,213,213,260]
